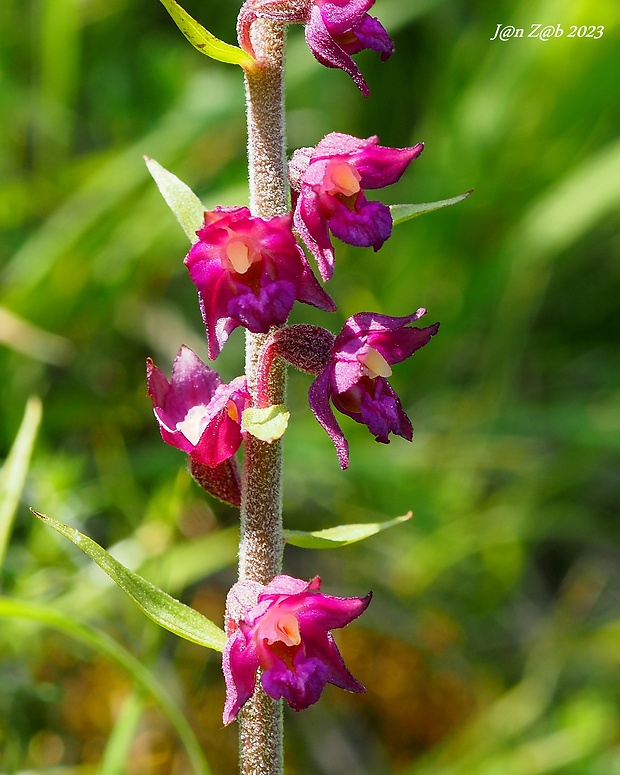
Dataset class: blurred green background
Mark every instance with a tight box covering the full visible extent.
[1,0,620,772]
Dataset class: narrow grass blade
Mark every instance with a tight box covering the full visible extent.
[0,397,43,572]
[33,511,226,652]
[0,597,212,775]
[99,691,146,775]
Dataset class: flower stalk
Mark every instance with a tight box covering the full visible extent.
[238,16,289,775]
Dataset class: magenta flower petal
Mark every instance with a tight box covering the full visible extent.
[261,574,318,598]
[290,133,423,280]
[302,629,365,692]
[223,574,370,723]
[308,370,350,469]
[338,14,394,60]
[222,630,260,725]
[333,310,438,384]
[316,0,375,34]
[305,5,370,96]
[185,207,334,359]
[293,591,371,632]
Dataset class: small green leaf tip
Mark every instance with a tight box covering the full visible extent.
[32,510,227,652]
[390,190,473,226]
[159,0,256,68]
[144,157,205,242]
[242,405,290,443]
[284,512,413,549]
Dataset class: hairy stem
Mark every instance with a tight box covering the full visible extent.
[237,18,288,775]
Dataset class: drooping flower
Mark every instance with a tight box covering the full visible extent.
[185,206,335,360]
[237,0,393,96]
[304,0,394,95]
[306,310,439,468]
[146,346,250,505]
[223,574,371,724]
[289,133,424,280]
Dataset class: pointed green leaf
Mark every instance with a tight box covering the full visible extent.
[390,190,473,225]
[243,405,290,443]
[284,512,412,549]
[33,510,226,652]
[144,156,205,242]
[159,0,255,68]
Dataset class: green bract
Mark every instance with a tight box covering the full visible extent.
[159,0,256,68]
[243,405,290,443]
[284,512,412,549]
[33,511,227,652]
[145,157,205,242]
[390,190,473,225]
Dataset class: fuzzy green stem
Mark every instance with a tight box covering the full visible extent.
[237,17,288,775]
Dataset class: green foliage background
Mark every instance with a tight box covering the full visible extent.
[1,0,619,772]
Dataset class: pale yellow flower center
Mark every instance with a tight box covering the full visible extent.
[265,613,301,647]
[321,161,361,198]
[359,347,392,379]
[225,240,252,274]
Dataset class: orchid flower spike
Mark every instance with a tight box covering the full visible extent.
[185,206,335,360]
[289,132,424,281]
[223,574,371,724]
[238,0,393,95]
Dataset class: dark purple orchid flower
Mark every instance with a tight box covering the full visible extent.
[222,574,371,724]
[146,346,250,505]
[237,0,393,95]
[185,206,335,360]
[305,0,393,95]
[289,133,424,280]
[308,310,439,468]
